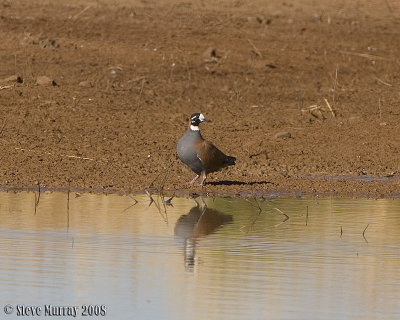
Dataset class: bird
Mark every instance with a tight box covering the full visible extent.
[177,113,236,186]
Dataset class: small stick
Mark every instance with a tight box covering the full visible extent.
[0,121,6,135]
[332,64,338,106]
[375,76,392,87]
[340,226,343,238]
[323,98,335,117]
[138,79,145,101]
[339,51,392,61]
[71,5,91,20]
[362,223,370,243]
[247,38,263,58]
[64,155,94,161]
[14,147,94,161]
[378,98,382,119]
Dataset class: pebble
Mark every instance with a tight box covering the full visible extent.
[274,131,292,139]
[36,76,57,86]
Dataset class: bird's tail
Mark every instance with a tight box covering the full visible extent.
[225,156,236,166]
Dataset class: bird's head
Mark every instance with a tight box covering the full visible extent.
[190,113,209,129]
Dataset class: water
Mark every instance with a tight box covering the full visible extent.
[0,191,400,319]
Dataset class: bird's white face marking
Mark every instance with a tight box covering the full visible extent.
[190,125,200,131]
[199,113,205,122]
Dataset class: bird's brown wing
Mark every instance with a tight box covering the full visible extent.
[194,138,227,172]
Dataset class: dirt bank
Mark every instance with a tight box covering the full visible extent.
[0,0,400,197]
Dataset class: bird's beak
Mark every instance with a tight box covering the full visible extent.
[202,118,211,123]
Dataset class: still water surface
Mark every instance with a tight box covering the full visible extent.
[0,191,400,319]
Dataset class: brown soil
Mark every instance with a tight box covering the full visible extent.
[1,0,400,197]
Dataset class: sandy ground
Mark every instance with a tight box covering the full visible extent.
[0,0,400,197]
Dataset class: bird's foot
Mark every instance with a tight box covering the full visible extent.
[199,175,207,187]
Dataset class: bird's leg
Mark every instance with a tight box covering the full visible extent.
[187,174,199,185]
[200,172,207,187]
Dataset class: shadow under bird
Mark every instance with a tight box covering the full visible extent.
[177,113,236,186]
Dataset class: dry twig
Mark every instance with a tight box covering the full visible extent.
[339,50,392,61]
[247,38,262,58]
[323,98,336,117]
[71,5,91,20]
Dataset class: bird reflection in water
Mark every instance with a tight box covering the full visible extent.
[174,199,233,271]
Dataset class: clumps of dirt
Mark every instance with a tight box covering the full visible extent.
[20,33,60,49]
[0,0,399,198]
[301,100,336,122]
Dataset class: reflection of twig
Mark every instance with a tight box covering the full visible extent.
[149,159,174,223]
[163,196,174,207]
[246,210,262,235]
[306,206,309,226]
[362,224,370,243]
[145,189,155,206]
[340,226,343,238]
[245,197,262,213]
[245,198,264,234]
[120,197,138,214]
[273,208,290,227]
[145,190,168,223]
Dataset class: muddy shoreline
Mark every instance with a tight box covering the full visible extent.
[0,0,399,197]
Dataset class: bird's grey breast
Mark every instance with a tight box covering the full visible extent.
[177,129,205,174]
